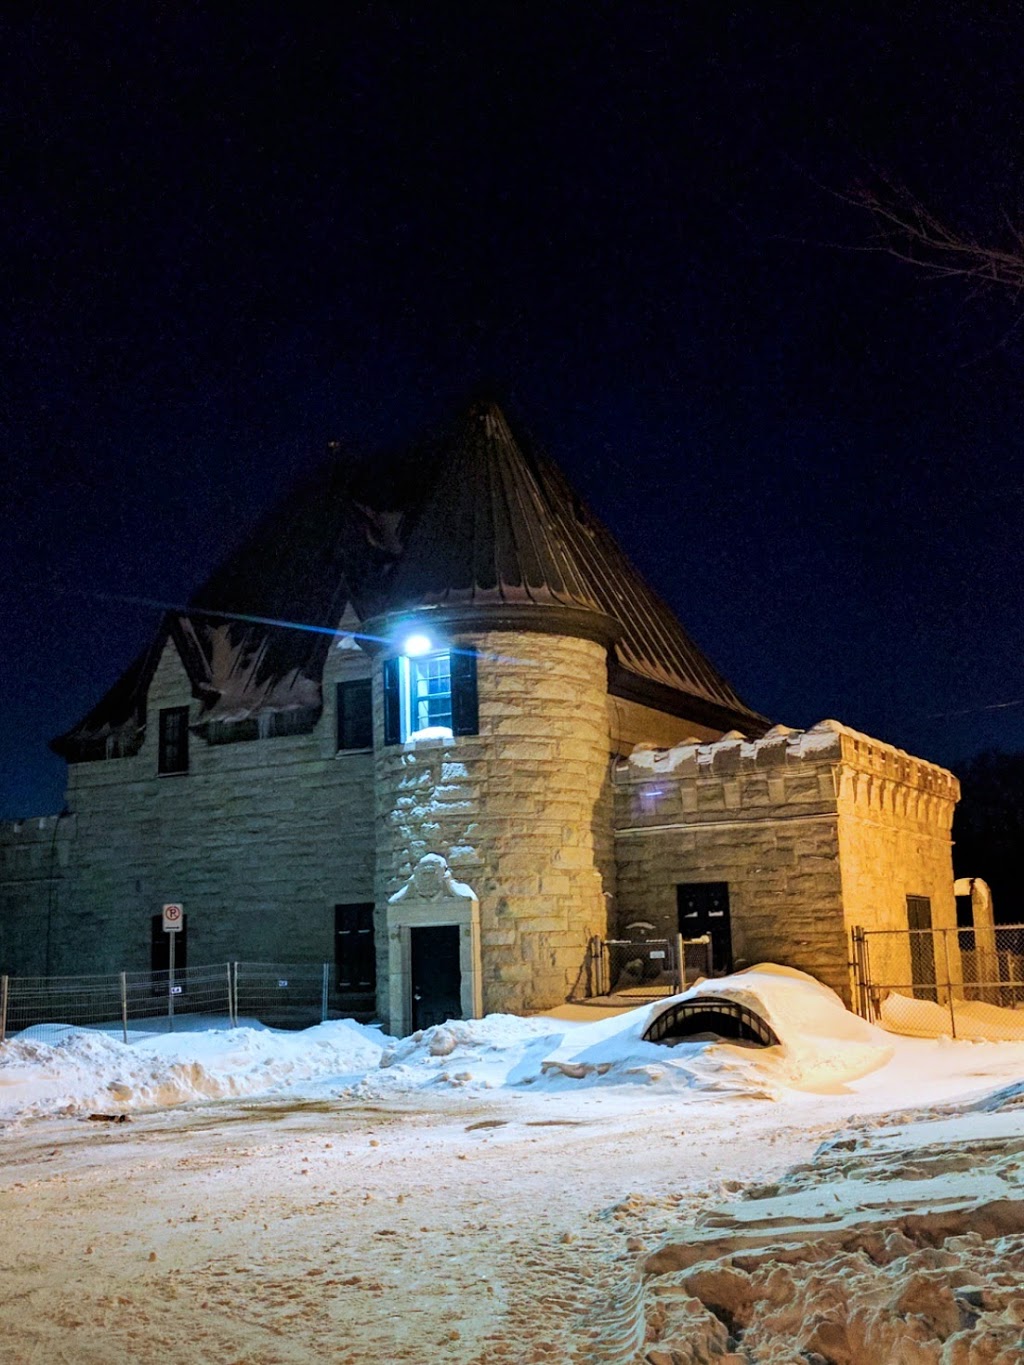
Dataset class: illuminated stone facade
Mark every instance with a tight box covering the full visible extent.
[613,721,960,1005]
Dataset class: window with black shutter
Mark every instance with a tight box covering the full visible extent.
[336,679,373,750]
[158,706,190,774]
[382,649,479,743]
[335,903,376,993]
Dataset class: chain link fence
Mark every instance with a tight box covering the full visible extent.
[853,924,1024,1041]
[0,961,339,1043]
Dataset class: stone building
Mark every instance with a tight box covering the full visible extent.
[614,721,960,1006]
[0,400,961,1027]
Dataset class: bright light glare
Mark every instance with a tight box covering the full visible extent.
[402,632,433,657]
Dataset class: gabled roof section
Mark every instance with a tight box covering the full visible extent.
[54,397,767,760]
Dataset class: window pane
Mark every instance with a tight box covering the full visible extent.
[412,655,452,732]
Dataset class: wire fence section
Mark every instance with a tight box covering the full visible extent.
[0,961,337,1043]
[233,961,331,1031]
[853,923,1024,1041]
[589,934,713,1000]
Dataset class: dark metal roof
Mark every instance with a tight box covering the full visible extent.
[53,399,767,758]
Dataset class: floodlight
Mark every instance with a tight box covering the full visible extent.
[402,632,433,657]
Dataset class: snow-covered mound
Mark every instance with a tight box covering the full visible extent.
[0,1019,388,1120]
[539,966,893,1096]
[373,1013,565,1091]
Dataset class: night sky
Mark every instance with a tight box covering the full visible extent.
[4,5,1024,818]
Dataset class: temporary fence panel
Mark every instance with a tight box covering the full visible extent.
[852,923,1024,1042]
[232,962,332,1030]
[2,971,129,1043]
[122,962,234,1036]
[0,961,334,1042]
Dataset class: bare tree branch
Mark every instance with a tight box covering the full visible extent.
[842,178,1024,295]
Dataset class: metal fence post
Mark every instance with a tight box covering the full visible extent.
[942,929,957,1038]
[321,962,329,1023]
[226,963,234,1027]
[0,975,7,1044]
[675,933,685,992]
[120,972,128,1044]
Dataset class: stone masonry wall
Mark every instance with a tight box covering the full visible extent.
[40,633,376,977]
[607,695,721,755]
[373,631,611,1023]
[0,815,76,975]
[835,729,959,992]
[613,727,849,998]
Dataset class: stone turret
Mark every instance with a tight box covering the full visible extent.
[372,628,611,1026]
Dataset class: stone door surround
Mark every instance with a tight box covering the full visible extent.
[386,854,482,1036]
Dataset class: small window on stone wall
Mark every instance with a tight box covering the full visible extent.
[335,903,376,992]
[336,679,373,750]
[382,650,478,744]
[158,706,190,774]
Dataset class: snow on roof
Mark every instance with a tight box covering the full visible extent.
[620,718,957,789]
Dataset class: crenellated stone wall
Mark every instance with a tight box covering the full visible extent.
[373,631,611,1023]
[613,721,959,1004]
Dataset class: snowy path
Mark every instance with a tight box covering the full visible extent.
[0,1089,841,1364]
[2,970,1024,1361]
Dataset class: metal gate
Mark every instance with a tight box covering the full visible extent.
[592,934,713,1000]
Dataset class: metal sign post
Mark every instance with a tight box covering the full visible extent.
[162,904,183,1031]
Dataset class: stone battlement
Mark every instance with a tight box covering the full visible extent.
[617,719,959,801]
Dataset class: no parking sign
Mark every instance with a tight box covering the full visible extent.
[162,903,184,933]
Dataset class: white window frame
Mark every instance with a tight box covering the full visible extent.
[399,651,454,741]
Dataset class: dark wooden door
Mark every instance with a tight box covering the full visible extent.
[907,895,937,1001]
[410,924,462,1030]
[676,882,732,974]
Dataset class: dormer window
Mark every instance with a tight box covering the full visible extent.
[383,645,477,744]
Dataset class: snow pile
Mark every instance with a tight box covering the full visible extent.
[0,1019,387,1120]
[633,1084,1024,1364]
[539,965,893,1096]
[0,966,994,1120]
[881,989,1024,1042]
[372,1013,565,1091]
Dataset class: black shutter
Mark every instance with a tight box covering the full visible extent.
[383,656,402,745]
[450,649,479,736]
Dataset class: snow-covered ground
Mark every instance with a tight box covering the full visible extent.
[1,968,1022,1363]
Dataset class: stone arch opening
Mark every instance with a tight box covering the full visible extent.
[644,996,779,1047]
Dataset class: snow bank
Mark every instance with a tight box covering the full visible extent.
[372,1014,566,1091]
[881,989,1024,1041]
[538,965,893,1096]
[0,1019,388,1120]
[635,1080,1024,1364]
[0,966,993,1121]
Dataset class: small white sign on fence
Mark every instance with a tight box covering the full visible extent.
[162,903,184,933]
